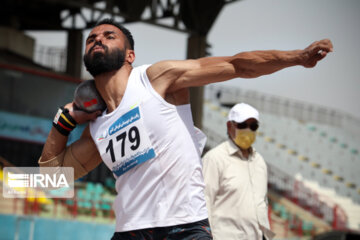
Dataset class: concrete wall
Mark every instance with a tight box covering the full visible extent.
[0,67,77,119]
[0,27,35,60]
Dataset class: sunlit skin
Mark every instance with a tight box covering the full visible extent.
[227,118,258,158]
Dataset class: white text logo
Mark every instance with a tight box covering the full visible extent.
[7,172,69,188]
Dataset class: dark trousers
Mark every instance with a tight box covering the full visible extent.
[111,219,212,240]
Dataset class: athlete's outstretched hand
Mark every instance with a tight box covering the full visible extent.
[301,39,333,68]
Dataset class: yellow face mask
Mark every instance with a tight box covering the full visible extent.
[233,129,256,150]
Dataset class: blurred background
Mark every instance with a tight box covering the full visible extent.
[0,0,359,239]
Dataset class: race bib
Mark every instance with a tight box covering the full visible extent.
[97,106,156,177]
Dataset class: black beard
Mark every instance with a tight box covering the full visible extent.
[83,44,126,77]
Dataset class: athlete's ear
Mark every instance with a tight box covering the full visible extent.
[126,50,135,64]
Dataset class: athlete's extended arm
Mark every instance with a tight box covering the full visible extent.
[147,39,333,95]
[39,103,102,180]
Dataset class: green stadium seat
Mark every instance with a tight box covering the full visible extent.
[279,205,289,220]
[77,189,92,209]
[105,177,115,190]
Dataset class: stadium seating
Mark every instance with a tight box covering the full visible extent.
[203,84,360,230]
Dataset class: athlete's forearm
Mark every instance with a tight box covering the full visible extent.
[40,127,68,162]
[39,124,102,177]
[229,38,333,78]
[229,49,303,78]
[39,128,95,180]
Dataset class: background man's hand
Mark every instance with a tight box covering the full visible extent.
[301,39,333,68]
[64,102,101,125]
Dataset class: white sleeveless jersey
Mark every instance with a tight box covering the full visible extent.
[89,65,208,232]
[176,104,207,156]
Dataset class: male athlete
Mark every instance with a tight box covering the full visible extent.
[39,18,333,239]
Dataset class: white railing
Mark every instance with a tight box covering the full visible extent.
[33,45,67,73]
[205,85,360,136]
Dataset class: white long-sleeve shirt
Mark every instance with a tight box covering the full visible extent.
[202,140,275,240]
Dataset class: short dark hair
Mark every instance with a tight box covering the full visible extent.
[94,18,134,50]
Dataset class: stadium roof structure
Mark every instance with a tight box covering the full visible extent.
[1,0,239,33]
[1,0,241,128]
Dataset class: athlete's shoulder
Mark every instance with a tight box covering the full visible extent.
[133,64,152,72]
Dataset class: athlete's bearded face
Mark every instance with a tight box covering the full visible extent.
[84,41,126,77]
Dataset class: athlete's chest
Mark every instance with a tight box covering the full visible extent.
[92,101,157,177]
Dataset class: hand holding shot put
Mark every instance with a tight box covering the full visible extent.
[64,80,106,125]
[39,18,332,240]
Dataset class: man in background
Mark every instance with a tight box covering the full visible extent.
[203,103,274,240]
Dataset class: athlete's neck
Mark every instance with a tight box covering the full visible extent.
[94,65,133,113]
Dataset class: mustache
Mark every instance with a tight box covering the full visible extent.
[89,42,108,54]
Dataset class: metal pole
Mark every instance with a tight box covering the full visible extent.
[66,30,83,78]
[186,34,207,129]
